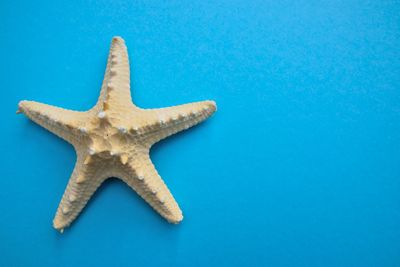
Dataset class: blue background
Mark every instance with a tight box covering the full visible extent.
[1,1,399,266]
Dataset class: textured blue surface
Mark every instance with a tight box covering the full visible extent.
[1,1,400,266]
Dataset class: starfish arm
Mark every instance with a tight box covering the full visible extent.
[96,36,133,111]
[17,100,88,145]
[52,153,110,231]
[119,154,183,223]
[143,100,217,146]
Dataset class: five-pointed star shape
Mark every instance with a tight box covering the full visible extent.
[17,36,216,232]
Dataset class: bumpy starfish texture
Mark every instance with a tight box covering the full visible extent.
[17,36,216,232]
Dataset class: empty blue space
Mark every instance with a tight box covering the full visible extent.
[1,1,399,266]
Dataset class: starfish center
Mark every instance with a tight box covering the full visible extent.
[82,110,140,160]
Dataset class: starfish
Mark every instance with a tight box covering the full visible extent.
[17,36,217,232]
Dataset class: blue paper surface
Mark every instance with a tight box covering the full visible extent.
[1,1,399,266]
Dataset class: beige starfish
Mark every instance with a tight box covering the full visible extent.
[17,36,217,232]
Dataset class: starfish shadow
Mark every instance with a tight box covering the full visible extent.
[150,119,212,158]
